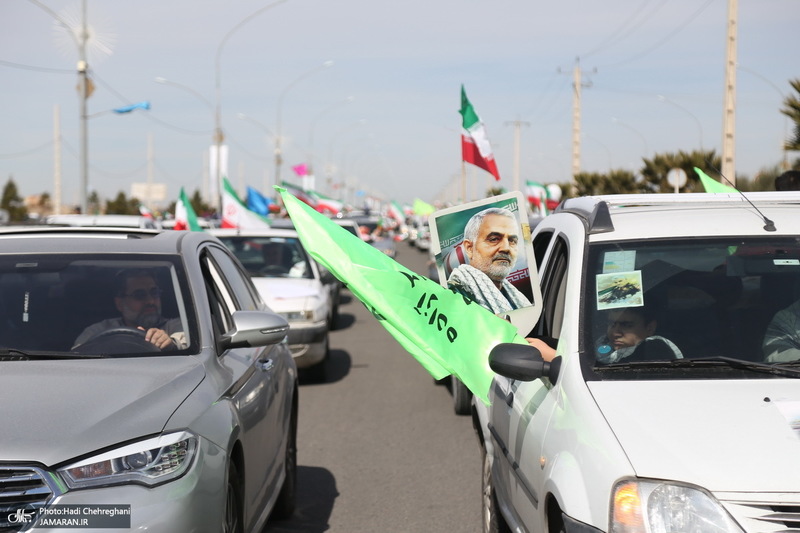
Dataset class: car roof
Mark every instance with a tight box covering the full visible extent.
[209,227,300,238]
[553,192,800,241]
[0,226,216,254]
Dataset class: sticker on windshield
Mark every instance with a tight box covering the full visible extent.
[602,251,636,273]
[596,271,643,310]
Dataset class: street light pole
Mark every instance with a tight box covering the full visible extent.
[214,0,290,213]
[274,60,334,188]
[237,113,274,192]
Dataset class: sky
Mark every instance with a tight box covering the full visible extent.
[1,0,797,210]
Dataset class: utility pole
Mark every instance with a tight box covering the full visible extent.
[721,0,738,184]
[53,104,62,215]
[564,58,594,196]
[505,119,530,194]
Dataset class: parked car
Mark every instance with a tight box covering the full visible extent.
[477,192,800,533]
[0,226,297,532]
[211,228,335,381]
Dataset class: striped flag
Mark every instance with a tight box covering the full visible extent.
[460,85,500,181]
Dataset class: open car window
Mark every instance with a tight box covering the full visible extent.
[0,255,195,356]
[584,237,800,377]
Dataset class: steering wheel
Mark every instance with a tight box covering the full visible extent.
[73,327,161,354]
[259,265,289,276]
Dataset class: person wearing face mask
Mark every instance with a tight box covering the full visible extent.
[446,207,531,315]
[594,305,682,364]
[73,269,187,350]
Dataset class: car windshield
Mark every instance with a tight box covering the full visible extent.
[0,255,193,357]
[218,236,313,280]
[584,237,800,378]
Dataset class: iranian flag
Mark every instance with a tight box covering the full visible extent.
[221,178,271,229]
[174,187,202,231]
[460,85,500,181]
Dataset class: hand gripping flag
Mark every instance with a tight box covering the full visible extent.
[460,85,501,181]
[275,186,527,404]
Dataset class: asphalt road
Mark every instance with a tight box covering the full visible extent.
[266,240,483,533]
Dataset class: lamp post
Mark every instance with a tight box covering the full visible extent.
[274,60,334,187]
[307,96,355,190]
[657,95,704,151]
[213,0,290,213]
[325,119,366,196]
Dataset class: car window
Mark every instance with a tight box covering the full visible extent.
[206,246,262,311]
[0,255,194,355]
[217,236,313,280]
[533,235,568,342]
[584,237,800,375]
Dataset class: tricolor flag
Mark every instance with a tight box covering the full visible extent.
[221,178,271,229]
[138,203,154,219]
[460,85,501,181]
[173,188,202,231]
[275,186,526,404]
[280,181,319,209]
[387,201,405,225]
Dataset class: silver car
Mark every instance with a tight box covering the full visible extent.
[0,227,297,532]
[212,228,335,381]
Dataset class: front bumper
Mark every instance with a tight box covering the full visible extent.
[25,438,227,533]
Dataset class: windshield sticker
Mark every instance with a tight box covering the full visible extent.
[775,259,800,266]
[596,271,644,310]
[774,400,800,436]
[602,251,636,273]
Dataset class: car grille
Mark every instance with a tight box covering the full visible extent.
[723,497,800,532]
[0,466,56,532]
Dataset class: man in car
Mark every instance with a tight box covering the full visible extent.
[73,269,186,350]
[595,305,683,364]
[446,207,531,314]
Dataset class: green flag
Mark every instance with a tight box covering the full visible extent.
[695,167,738,193]
[275,186,526,404]
[413,198,435,216]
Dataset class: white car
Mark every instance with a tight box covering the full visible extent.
[477,192,800,533]
[212,228,334,381]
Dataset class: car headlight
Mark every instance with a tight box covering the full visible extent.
[611,479,743,533]
[281,310,314,322]
[59,431,198,489]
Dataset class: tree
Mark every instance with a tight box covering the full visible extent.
[105,191,141,215]
[1,177,27,222]
[574,169,640,196]
[780,78,800,152]
[639,150,722,193]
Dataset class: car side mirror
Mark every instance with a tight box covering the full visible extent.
[489,342,561,383]
[222,310,289,349]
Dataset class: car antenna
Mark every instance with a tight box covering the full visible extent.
[706,163,776,232]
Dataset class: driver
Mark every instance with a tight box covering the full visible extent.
[73,269,187,350]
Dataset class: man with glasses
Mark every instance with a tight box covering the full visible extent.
[73,269,186,350]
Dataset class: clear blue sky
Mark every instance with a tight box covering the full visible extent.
[1,0,797,209]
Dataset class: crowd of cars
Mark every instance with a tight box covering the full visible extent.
[10,191,800,533]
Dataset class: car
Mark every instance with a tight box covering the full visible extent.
[44,213,162,229]
[476,191,800,533]
[414,220,431,252]
[211,228,336,381]
[0,226,297,532]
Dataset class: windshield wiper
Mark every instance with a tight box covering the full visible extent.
[0,348,105,360]
[600,356,800,379]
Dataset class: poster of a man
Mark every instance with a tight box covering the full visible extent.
[429,192,542,338]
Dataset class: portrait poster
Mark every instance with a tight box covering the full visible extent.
[428,191,542,338]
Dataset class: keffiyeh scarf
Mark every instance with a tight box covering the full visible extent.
[448,264,530,315]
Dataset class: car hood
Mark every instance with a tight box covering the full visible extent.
[2,356,205,466]
[589,378,800,492]
[252,277,323,312]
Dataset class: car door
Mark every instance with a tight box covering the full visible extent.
[490,231,570,528]
[201,245,287,525]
